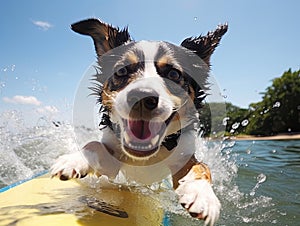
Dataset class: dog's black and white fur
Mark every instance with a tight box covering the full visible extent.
[51,19,227,226]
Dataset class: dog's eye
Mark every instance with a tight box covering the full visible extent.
[167,69,181,81]
[116,67,128,77]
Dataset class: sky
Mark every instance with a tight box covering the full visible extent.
[0,0,299,125]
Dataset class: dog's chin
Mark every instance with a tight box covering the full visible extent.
[121,117,168,159]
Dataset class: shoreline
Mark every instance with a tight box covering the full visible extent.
[229,134,300,141]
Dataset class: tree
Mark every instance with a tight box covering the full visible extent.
[224,103,250,135]
[199,69,300,137]
[199,102,249,137]
[245,69,300,135]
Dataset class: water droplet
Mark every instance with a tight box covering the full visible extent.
[11,64,16,71]
[222,117,230,126]
[194,16,198,21]
[241,119,249,126]
[288,128,292,132]
[249,173,266,196]
[242,217,251,223]
[279,212,287,216]
[249,191,255,196]
[271,149,277,153]
[246,149,251,154]
[273,101,281,108]
[257,173,266,184]
[232,122,240,129]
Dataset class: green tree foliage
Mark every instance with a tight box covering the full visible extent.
[245,69,300,135]
[224,103,249,135]
[199,102,249,137]
[200,69,300,137]
[199,102,227,137]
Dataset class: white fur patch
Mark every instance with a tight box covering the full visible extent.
[175,171,221,226]
[50,152,91,179]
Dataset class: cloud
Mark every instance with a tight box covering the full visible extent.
[32,20,53,30]
[36,105,59,115]
[3,95,42,106]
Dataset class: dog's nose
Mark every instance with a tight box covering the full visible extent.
[127,89,159,111]
[143,95,159,110]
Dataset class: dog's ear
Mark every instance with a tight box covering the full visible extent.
[71,18,131,57]
[181,24,228,66]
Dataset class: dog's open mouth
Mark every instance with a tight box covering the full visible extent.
[122,117,169,158]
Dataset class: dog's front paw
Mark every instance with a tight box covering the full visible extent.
[51,152,91,180]
[175,179,221,226]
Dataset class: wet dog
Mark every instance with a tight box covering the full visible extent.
[51,18,227,225]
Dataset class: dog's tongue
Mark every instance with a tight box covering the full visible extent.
[128,120,151,140]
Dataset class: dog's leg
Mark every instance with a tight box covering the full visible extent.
[173,155,221,226]
[51,141,120,180]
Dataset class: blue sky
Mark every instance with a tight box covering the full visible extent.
[0,0,299,124]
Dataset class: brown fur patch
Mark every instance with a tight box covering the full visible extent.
[172,156,212,189]
[191,163,212,182]
[188,84,196,102]
[101,81,117,110]
[125,51,139,65]
[156,55,172,68]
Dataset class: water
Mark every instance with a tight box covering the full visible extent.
[0,113,299,225]
[229,140,300,225]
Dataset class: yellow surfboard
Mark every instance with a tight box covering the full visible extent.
[0,172,167,226]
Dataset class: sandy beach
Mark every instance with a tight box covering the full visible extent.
[230,134,300,141]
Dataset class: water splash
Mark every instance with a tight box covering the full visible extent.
[232,122,240,130]
[222,117,230,126]
[0,110,278,225]
[0,111,79,186]
[241,119,249,127]
[273,101,281,108]
[250,173,267,196]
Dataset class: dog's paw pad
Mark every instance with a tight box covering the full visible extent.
[175,179,221,226]
[50,153,90,180]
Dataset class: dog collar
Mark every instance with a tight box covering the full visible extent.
[162,132,181,151]
[99,113,196,151]
[162,123,196,151]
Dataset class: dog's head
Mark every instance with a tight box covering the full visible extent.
[72,19,227,160]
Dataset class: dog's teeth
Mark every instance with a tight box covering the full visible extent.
[128,142,153,151]
[151,135,160,145]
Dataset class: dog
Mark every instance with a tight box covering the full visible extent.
[51,18,227,226]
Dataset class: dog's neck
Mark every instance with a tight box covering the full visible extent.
[99,113,196,151]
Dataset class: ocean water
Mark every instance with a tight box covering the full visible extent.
[0,112,299,225]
